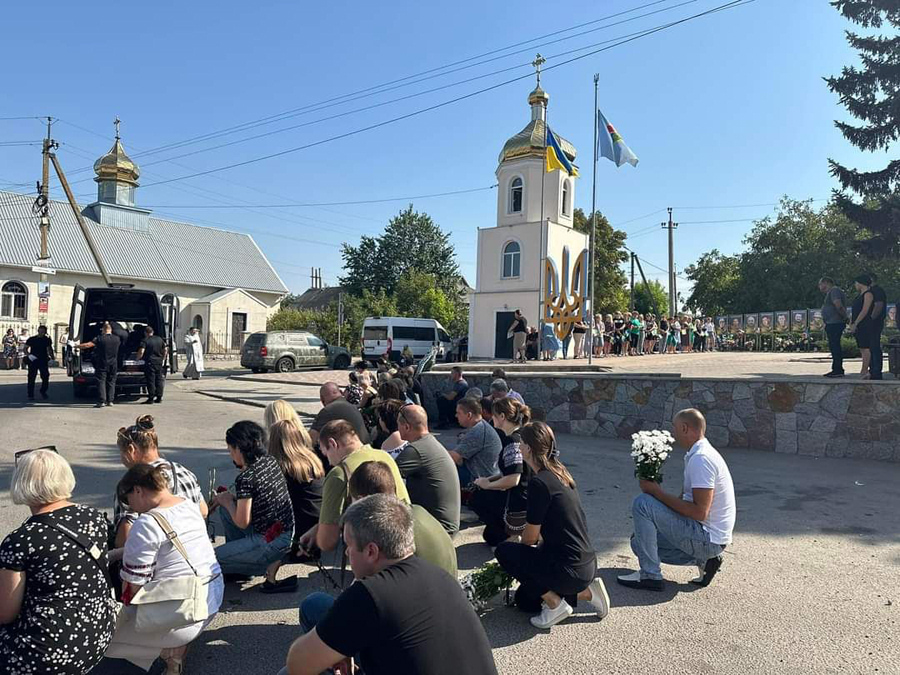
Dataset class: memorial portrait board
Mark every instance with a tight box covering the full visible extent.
[774,311,790,333]
[808,309,824,331]
[729,315,743,332]
[759,312,773,333]
[791,309,808,332]
[744,314,759,332]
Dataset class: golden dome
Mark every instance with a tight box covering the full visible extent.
[528,86,549,106]
[94,138,140,186]
[498,118,577,165]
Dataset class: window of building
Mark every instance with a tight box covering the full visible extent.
[502,241,521,279]
[508,177,523,213]
[192,315,203,332]
[1,281,27,320]
[562,179,571,216]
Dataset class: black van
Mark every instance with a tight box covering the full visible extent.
[66,285,179,398]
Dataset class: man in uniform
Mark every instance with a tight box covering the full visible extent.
[25,325,53,400]
[136,325,167,404]
[77,321,122,407]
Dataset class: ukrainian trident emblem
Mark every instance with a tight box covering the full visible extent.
[543,246,588,340]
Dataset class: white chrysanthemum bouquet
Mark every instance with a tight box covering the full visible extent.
[630,430,675,483]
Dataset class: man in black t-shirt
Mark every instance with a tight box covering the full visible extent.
[869,275,887,380]
[78,321,122,407]
[309,382,370,447]
[136,326,167,404]
[25,325,53,400]
[282,494,497,675]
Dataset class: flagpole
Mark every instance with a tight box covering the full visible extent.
[588,73,599,366]
[538,106,547,348]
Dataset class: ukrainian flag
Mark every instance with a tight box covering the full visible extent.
[545,127,579,177]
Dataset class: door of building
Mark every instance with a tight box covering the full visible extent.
[231,313,247,351]
[494,311,515,359]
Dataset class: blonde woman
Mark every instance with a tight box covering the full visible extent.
[1,449,117,675]
[264,399,313,449]
[267,420,325,574]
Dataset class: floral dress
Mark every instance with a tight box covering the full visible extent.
[3,333,16,358]
[0,504,117,675]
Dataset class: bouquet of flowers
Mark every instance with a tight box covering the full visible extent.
[630,430,674,483]
[460,562,515,613]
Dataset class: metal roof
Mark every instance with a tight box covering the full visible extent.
[0,190,288,294]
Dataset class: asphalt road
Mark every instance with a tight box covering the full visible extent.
[0,368,898,674]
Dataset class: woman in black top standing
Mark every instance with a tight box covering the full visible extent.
[470,398,530,546]
[848,274,876,378]
[508,310,528,363]
[495,422,610,629]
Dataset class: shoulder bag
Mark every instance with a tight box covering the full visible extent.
[128,510,217,632]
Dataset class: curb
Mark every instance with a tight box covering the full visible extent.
[196,390,317,417]
[229,375,345,388]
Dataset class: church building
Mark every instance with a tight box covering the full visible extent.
[0,126,288,353]
[467,80,590,359]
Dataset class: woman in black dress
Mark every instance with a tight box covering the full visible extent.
[848,274,876,378]
[0,449,117,675]
[495,422,610,629]
[469,398,531,546]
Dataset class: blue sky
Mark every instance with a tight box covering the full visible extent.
[0,0,873,296]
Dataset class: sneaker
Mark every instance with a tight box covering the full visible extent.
[529,600,574,629]
[95,402,105,408]
[690,554,723,587]
[616,571,664,592]
[142,399,155,405]
[823,372,844,378]
[586,578,610,619]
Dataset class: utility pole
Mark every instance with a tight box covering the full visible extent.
[32,117,58,324]
[630,252,636,311]
[661,207,678,316]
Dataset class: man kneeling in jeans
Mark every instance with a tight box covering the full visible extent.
[618,408,735,591]
[279,494,496,675]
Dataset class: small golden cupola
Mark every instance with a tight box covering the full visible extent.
[94,117,140,207]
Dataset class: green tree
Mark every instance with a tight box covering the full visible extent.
[633,279,669,316]
[572,208,629,314]
[683,249,742,315]
[340,205,461,298]
[827,1,900,257]
[394,270,456,328]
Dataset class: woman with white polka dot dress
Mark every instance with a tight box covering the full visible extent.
[0,449,117,675]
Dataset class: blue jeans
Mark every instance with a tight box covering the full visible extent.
[825,323,845,374]
[215,507,292,576]
[630,493,724,580]
[458,464,473,489]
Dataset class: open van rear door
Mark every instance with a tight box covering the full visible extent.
[67,285,86,376]
[161,294,180,374]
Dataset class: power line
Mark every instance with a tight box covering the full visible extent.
[138,0,754,189]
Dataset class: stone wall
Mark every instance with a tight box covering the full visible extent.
[421,373,900,462]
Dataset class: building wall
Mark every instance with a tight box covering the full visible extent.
[200,292,269,353]
[0,266,282,351]
[495,157,574,228]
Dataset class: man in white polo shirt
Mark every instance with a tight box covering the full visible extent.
[618,408,735,591]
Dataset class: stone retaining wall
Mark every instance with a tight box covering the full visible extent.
[421,373,900,462]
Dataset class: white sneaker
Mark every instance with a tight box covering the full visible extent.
[529,600,573,629]
[586,578,610,619]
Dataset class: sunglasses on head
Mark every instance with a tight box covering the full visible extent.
[15,445,59,466]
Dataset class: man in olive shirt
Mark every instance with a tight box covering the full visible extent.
[298,420,408,553]
[349,461,457,578]
[396,405,460,536]
[309,382,370,446]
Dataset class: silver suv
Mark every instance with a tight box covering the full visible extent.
[240,331,351,373]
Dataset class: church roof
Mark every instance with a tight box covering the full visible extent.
[0,190,288,294]
[498,118,577,164]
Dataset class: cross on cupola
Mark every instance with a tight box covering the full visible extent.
[531,53,545,87]
[114,116,121,140]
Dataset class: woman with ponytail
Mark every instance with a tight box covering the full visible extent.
[495,421,610,629]
[469,397,531,546]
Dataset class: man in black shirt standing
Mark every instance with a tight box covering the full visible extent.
[282,494,497,675]
[25,325,53,400]
[136,325,167,404]
[869,274,887,380]
[78,322,122,407]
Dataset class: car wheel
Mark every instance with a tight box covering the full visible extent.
[332,355,350,370]
[275,357,294,373]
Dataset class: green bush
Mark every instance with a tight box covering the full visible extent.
[814,337,860,359]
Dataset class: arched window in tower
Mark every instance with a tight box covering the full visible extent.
[508,177,524,214]
[502,241,521,278]
[1,281,27,320]
[561,179,571,216]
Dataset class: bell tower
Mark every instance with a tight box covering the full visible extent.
[93,117,140,207]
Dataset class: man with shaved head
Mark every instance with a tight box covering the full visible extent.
[309,381,370,446]
[396,404,461,535]
[618,408,736,592]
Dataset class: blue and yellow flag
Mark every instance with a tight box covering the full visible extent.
[545,127,579,177]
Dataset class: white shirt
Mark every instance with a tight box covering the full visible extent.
[682,438,736,545]
[122,499,224,617]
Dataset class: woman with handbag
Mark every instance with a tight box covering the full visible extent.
[104,463,224,674]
